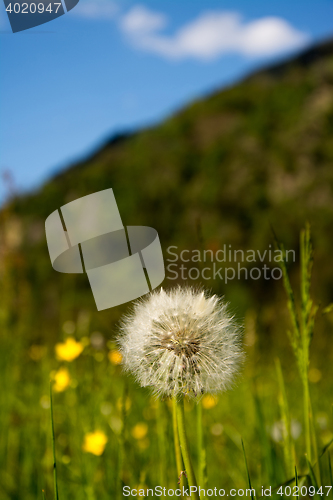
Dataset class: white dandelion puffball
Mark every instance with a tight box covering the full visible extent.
[118,287,244,398]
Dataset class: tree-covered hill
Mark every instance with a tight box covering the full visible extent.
[3,38,333,345]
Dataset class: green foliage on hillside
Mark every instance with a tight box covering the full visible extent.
[6,39,333,341]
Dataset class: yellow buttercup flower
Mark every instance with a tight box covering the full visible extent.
[53,367,71,392]
[132,423,148,440]
[108,350,122,365]
[82,430,108,456]
[202,394,218,410]
[55,337,84,362]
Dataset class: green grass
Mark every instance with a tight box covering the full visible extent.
[1,39,333,500]
[0,227,332,500]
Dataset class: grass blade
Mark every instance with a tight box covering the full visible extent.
[306,456,321,500]
[49,383,59,500]
[295,466,299,500]
[276,358,294,478]
[253,391,275,484]
[320,438,333,458]
[241,439,255,500]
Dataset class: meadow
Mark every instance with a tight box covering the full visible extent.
[1,39,333,500]
[0,220,332,500]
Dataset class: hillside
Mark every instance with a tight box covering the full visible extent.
[3,38,333,345]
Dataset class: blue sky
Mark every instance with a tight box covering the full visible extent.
[1,0,332,202]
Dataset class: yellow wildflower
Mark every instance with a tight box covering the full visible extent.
[202,394,218,410]
[53,367,71,392]
[108,350,122,365]
[55,337,84,362]
[82,430,108,456]
[132,423,148,440]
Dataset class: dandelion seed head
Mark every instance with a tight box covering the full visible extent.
[118,287,244,398]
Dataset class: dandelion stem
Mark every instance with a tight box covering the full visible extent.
[196,401,205,489]
[49,383,59,500]
[175,396,200,500]
[156,399,167,486]
[116,382,127,500]
[172,397,185,494]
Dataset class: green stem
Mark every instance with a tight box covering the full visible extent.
[116,382,127,500]
[156,399,167,486]
[175,396,200,500]
[303,376,312,463]
[172,398,185,495]
[196,401,204,488]
[307,380,321,484]
[49,384,59,500]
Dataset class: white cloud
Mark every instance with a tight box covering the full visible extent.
[73,0,119,20]
[120,7,310,60]
[120,5,167,35]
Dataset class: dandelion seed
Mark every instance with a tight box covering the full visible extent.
[55,337,84,362]
[118,287,244,398]
[82,430,108,456]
